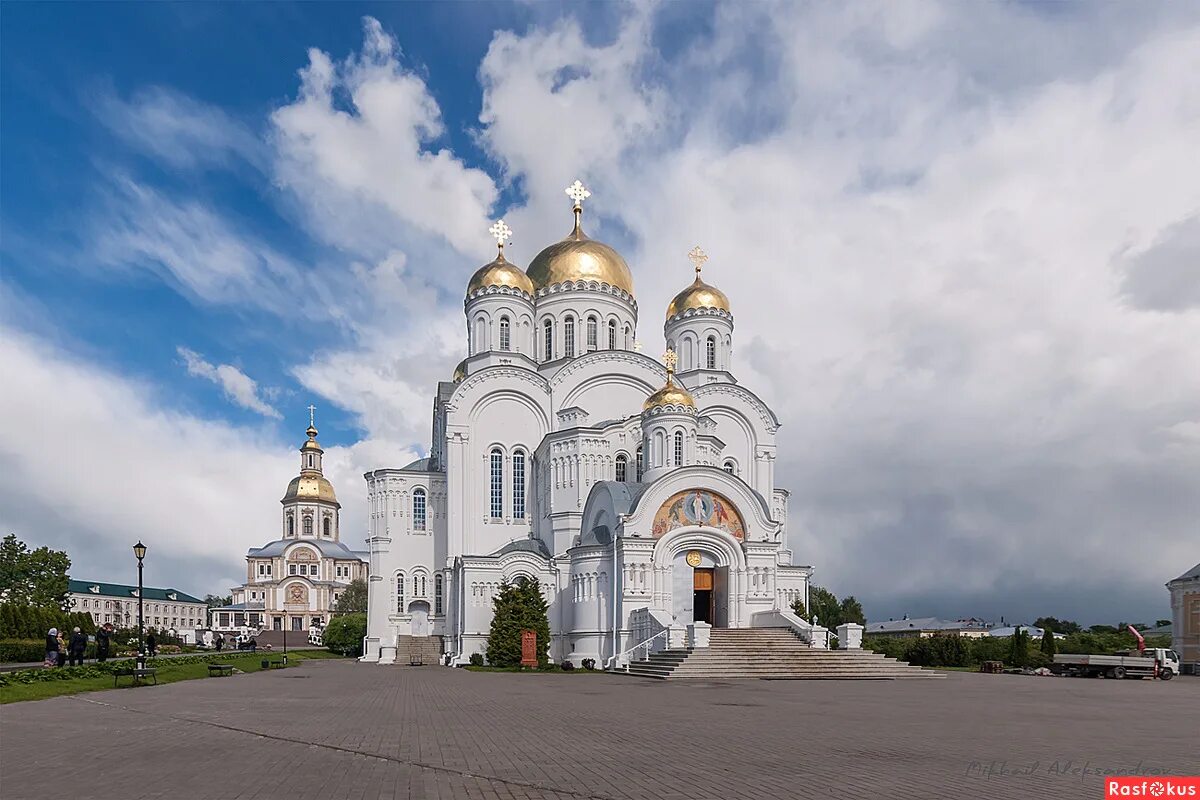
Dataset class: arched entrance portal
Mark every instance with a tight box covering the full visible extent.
[671,549,730,627]
[408,601,431,636]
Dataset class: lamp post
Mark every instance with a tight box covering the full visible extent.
[133,541,147,669]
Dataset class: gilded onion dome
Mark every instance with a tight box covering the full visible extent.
[467,252,534,296]
[643,349,695,411]
[666,246,730,320]
[526,180,635,295]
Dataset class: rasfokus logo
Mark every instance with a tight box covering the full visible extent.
[1106,778,1200,798]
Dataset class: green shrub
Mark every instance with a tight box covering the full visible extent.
[0,639,48,663]
[468,652,484,667]
[323,613,366,657]
[560,660,575,671]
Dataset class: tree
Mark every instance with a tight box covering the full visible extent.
[324,613,366,656]
[790,597,810,622]
[204,594,232,608]
[333,579,368,614]
[0,533,71,610]
[1033,616,1081,635]
[808,587,841,629]
[1088,624,1118,634]
[838,596,866,626]
[485,578,551,668]
[1040,627,1057,657]
[1008,627,1030,668]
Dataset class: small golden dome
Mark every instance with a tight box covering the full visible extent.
[281,474,339,505]
[527,217,634,295]
[666,277,731,320]
[300,426,322,452]
[467,253,534,296]
[452,359,467,382]
[643,382,696,411]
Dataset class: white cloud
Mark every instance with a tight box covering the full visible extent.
[177,346,282,419]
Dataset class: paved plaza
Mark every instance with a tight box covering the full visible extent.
[1,661,1196,800]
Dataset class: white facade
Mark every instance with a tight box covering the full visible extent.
[218,425,369,636]
[68,580,206,641]
[363,185,813,666]
[1167,563,1200,673]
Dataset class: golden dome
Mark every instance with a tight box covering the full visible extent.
[452,359,467,382]
[666,277,731,320]
[467,253,534,296]
[527,216,634,295]
[643,375,696,411]
[281,474,339,505]
[300,425,322,451]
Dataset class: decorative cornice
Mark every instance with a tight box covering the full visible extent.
[665,306,734,326]
[642,403,697,417]
[465,284,535,305]
[691,382,781,433]
[535,279,638,310]
[549,349,665,388]
[445,366,551,415]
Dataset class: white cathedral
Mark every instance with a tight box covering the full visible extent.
[362,181,814,666]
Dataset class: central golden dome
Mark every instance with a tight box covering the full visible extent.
[282,474,339,505]
[467,253,534,296]
[527,218,634,295]
[643,381,695,411]
[666,277,731,320]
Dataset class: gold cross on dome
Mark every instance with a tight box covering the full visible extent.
[565,179,591,208]
[687,246,708,276]
[307,404,316,427]
[662,349,678,373]
[489,220,512,247]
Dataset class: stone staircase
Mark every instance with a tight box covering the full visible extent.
[395,635,444,666]
[621,628,943,680]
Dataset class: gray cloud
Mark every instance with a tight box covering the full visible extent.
[1119,215,1200,312]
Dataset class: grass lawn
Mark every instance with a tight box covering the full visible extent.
[0,651,349,704]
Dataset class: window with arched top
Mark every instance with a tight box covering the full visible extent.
[543,319,554,361]
[307,454,313,468]
[723,460,736,474]
[303,517,313,537]
[287,516,294,537]
[587,316,598,351]
[706,336,717,369]
[396,573,406,612]
[473,317,486,355]
[674,431,684,466]
[435,573,443,615]
[323,517,331,537]
[412,489,426,531]
[615,454,628,482]
[512,449,526,519]
[490,449,504,518]
[608,319,617,349]
[636,445,643,480]
[499,316,511,351]
[624,325,632,349]
[564,316,576,358]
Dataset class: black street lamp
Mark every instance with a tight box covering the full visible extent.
[133,541,147,669]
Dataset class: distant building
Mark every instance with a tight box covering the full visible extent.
[865,617,992,639]
[987,625,1065,640]
[67,579,206,643]
[211,420,368,640]
[1167,562,1200,674]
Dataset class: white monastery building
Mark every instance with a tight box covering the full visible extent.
[216,415,368,637]
[363,181,817,666]
[68,579,206,642]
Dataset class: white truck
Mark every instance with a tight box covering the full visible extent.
[1051,648,1180,680]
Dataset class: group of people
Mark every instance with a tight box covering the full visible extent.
[42,623,128,667]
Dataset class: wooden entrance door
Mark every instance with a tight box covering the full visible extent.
[693,568,714,624]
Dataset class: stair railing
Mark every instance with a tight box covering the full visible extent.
[607,628,671,672]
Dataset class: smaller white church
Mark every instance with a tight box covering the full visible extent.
[362,181,820,667]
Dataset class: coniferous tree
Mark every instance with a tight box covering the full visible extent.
[1040,627,1057,657]
[1008,627,1030,667]
[485,578,551,668]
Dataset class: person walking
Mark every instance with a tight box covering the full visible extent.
[96,624,112,662]
[215,633,224,652]
[146,632,157,658]
[44,627,60,668]
[68,627,87,667]
[55,629,67,667]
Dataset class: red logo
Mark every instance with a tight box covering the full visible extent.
[1106,778,1200,798]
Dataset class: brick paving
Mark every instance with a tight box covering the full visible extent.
[1,662,1196,800]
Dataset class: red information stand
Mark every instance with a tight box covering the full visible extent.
[520,630,538,668]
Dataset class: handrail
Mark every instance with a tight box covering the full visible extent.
[606,627,671,672]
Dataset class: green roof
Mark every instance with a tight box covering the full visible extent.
[67,579,204,604]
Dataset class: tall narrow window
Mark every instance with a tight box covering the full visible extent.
[635,445,644,481]
[308,454,313,468]
[615,454,628,482]
[303,517,313,537]
[396,573,405,612]
[706,336,717,369]
[543,319,554,361]
[435,574,443,615]
[512,449,526,519]
[490,449,504,518]
[587,316,598,351]
[674,431,684,466]
[323,518,331,537]
[624,325,632,349]
[723,460,736,474]
[564,316,576,358]
[499,317,511,351]
[287,517,294,537]
[412,489,427,531]
[608,319,617,349]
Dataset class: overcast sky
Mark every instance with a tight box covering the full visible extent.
[2,3,1197,625]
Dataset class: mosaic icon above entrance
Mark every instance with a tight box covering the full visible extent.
[653,490,745,540]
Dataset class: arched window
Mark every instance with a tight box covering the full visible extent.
[543,319,554,361]
[624,325,631,349]
[564,316,576,358]
[323,517,331,537]
[615,454,628,482]
[706,336,717,369]
[414,573,427,597]
[512,449,526,519]
[307,454,313,468]
[635,445,644,480]
[303,517,313,537]
[473,317,486,355]
[490,449,504,518]
[435,573,443,615]
[674,431,684,466]
[396,573,405,612]
[723,460,736,474]
[412,489,427,531]
[587,316,598,351]
[287,516,294,537]
[608,319,617,349]
[499,316,511,351]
